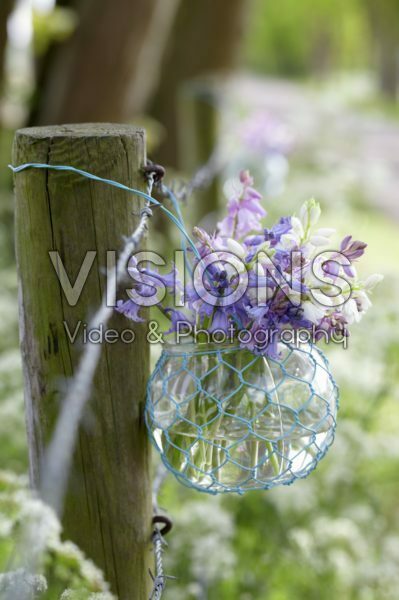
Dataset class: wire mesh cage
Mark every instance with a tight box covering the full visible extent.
[145,342,339,494]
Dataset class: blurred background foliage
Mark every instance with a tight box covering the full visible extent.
[0,0,398,598]
[247,0,371,77]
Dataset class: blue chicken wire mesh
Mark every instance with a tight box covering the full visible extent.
[145,342,339,494]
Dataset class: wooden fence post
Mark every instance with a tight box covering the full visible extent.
[12,124,152,599]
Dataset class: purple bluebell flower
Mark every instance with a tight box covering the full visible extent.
[322,259,340,278]
[217,171,266,238]
[245,235,265,247]
[192,227,217,258]
[280,306,312,329]
[209,309,230,333]
[116,299,145,323]
[164,309,194,335]
[339,236,367,277]
[130,264,178,292]
[340,236,367,260]
[246,305,269,323]
[240,320,280,359]
[264,217,292,246]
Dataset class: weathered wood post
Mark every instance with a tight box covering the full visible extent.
[12,124,152,599]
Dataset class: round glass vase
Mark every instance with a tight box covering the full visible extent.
[145,341,339,494]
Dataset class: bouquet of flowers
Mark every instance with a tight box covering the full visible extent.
[117,170,382,355]
[117,171,382,493]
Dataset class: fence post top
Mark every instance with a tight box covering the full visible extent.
[14,123,146,139]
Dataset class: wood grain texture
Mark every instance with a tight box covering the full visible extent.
[13,124,152,599]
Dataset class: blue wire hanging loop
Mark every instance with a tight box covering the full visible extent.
[8,162,201,260]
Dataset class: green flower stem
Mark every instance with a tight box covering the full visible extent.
[262,356,283,476]
[249,400,260,477]
[266,441,281,475]
[166,348,285,482]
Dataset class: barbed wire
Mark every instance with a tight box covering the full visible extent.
[152,463,168,514]
[149,463,174,600]
[40,169,156,515]
[163,145,224,203]
[149,529,167,600]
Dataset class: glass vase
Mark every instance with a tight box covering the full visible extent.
[145,342,339,494]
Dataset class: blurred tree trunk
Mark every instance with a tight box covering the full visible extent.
[29,0,73,125]
[377,40,398,100]
[364,0,399,100]
[0,0,14,94]
[30,0,180,125]
[149,0,249,167]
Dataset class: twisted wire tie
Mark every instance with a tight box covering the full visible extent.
[150,508,175,599]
